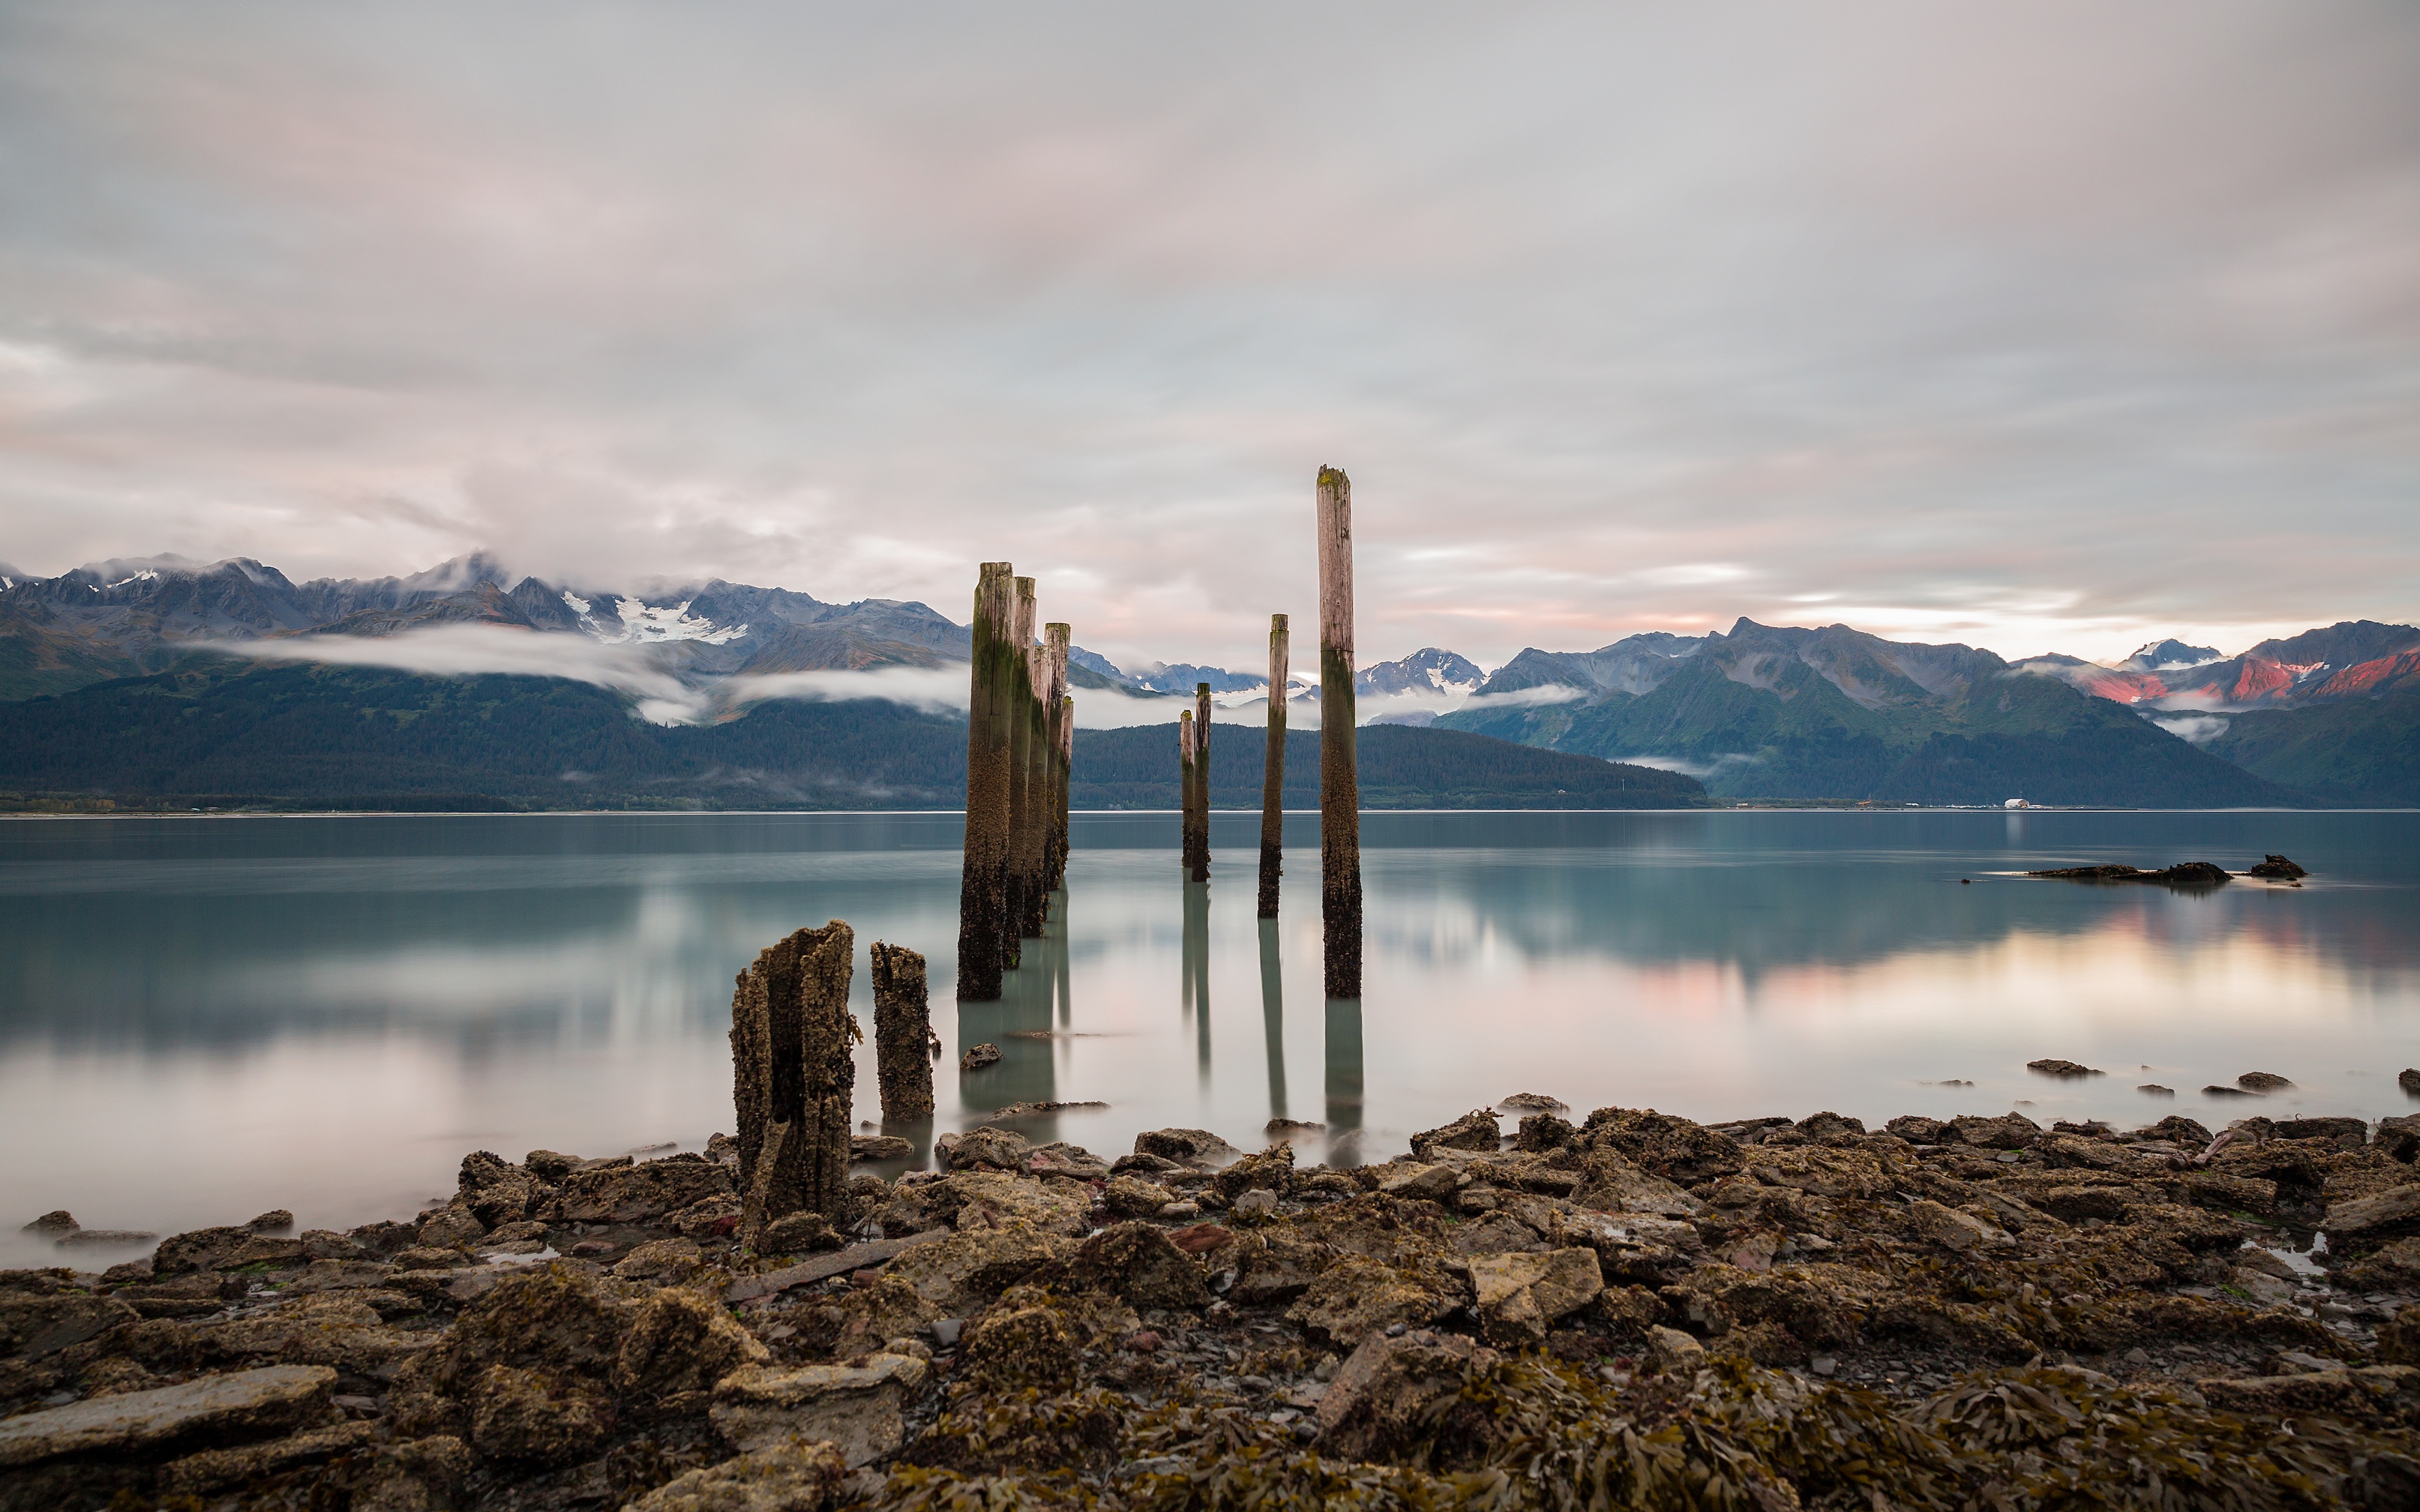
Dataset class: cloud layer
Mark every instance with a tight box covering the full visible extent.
[4,2,2416,669]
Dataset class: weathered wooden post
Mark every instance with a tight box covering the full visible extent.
[1055,694,1074,890]
[1003,577,1039,965]
[730,920,856,1247]
[1178,708,1198,876]
[1258,613,1288,918]
[871,941,934,1121]
[1041,624,1071,894]
[1192,682,1213,882]
[1316,466,1362,998]
[957,563,1015,1000]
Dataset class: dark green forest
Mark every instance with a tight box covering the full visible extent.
[0,661,1704,811]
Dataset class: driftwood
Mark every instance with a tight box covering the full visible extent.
[1259,613,1287,918]
[730,921,857,1246]
[870,941,933,1121]
[1316,466,1362,998]
[957,564,1016,999]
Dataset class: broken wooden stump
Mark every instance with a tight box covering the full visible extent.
[957,564,1015,1000]
[1260,612,1287,918]
[730,920,858,1248]
[1316,465,1362,998]
[870,941,934,1121]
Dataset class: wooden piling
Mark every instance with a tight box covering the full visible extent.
[1004,577,1038,963]
[871,941,933,1121]
[1192,682,1213,881]
[1057,693,1074,886]
[730,920,856,1246]
[1316,466,1362,998]
[1043,624,1071,892]
[1178,709,1198,877]
[957,563,1015,1000]
[1258,613,1288,918]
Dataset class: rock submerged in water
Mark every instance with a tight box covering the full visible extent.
[2248,853,2309,878]
[2026,860,2232,886]
[957,1042,1002,1072]
[13,1100,2420,1508]
[2026,1058,2103,1078]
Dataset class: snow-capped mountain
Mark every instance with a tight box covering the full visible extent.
[0,551,981,700]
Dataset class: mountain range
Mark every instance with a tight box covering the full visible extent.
[0,551,2409,806]
[1438,619,2420,806]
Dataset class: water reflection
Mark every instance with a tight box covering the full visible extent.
[2,809,2417,1269]
[1259,919,1286,1123]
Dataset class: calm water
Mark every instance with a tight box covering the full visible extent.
[3,808,2416,1268]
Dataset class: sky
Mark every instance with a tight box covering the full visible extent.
[0,2,2415,673]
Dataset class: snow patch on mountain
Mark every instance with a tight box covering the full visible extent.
[590,597,749,646]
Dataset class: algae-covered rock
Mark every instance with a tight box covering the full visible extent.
[466,1362,609,1465]
[630,1435,847,1512]
[1466,1247,1602,1346]
[962,1299,1078,1394]
[1053,1222,1210,1310]
[882,1224,1073,1316]
[613,1285,767,1400]
[1577,1107,1746,1186]
[1314,1328,1501,1460]
[1287,1255,1461,1344]
[712,1354,926,1467]
[1410,1108,1501,1158]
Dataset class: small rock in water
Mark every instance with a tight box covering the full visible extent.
[2026,1059,2102,1079]
[245,1210,295,1233]
[1265,1117,1324,1135]
[2247,854,2307,879]
[20,1211,78,1235]
[960,1043,1003,1072]
[2138,1084,2175,1096]
[2402,1068,2420,1096]
[2204,1085,2256,1098]
[1497,1093,1569,1113]
[2237,1072,2295,1093]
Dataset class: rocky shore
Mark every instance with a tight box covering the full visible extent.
[8,1100,2420,1510]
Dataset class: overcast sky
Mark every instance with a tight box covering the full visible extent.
[1,2,2414,671]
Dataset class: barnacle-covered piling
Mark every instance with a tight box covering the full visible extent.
[1003,577,1040,963]
[870,941,933,1121]
[956,564,1016,1000]
[730,920,856,1245]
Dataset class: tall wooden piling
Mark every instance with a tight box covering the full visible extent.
[1192,682,1213,881]
[1316,466,1362,998]
[1043,624,1071,893]
[1258,614,1288,918]
[958,564,1016,1000]
[1178,710,1199,877]
[871,941,934,1121]
[730,920,856,1247]
[1057,693,1074,886]
[1004,578,1039,964]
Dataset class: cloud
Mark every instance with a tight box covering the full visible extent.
[2146,713,2231,745]
[2,3,2416,671]
[221,624,709,723]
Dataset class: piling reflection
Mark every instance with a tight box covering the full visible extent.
[1259,918,1287,1123]
[1325,995,1363,1161]
[1183,881,1211,1082]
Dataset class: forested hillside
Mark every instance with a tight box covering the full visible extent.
[0,660,1704,811]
